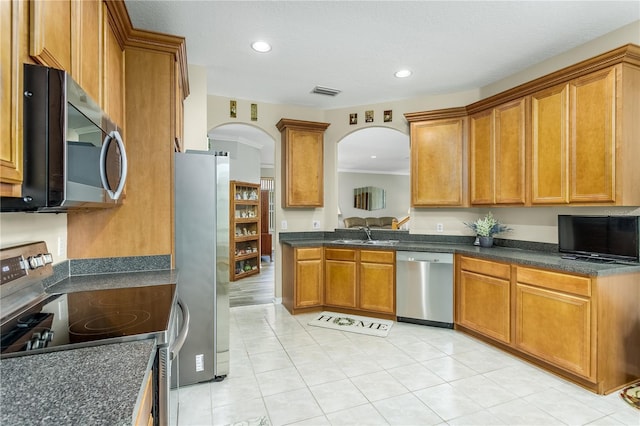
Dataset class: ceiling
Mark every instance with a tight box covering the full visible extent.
[124,1,639,173]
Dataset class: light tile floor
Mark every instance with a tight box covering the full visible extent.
[178,303,639,426]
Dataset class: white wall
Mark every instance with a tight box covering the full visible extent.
[183,64,208,151]
[209,139,261,184]
[338,172,410,224]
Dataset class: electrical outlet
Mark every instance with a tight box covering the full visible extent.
[312,220,320,229]
[281,220,288,230]
[57,236,66,257]
[195,354,204,372]
[436,223,444,232]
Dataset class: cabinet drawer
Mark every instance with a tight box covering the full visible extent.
[296,247,323,261]
[517,267,591,297]
[459,256,510,279]
[360,250,394,264]
[325,248,357,261]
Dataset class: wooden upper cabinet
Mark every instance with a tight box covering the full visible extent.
[30,0,72,71]
[103,2,125,128]
[73,0,102,104]
[531,84,569,204]
[1,0,30,195]
[495,99,527,204]
[569,67,616,203]
[405,109,466,207]
[531,66,632,205]
[277,118,330,208]
[469,110,494,205]
[469,98,526,205]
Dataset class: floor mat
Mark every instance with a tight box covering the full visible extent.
[620,383,640,410]
[308,311,393,337]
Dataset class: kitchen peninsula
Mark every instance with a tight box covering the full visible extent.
[280,231,640,395]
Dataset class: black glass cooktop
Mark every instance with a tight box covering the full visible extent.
[0,283,176,358]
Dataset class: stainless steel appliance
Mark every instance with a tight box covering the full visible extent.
[0,64,127,212]
[396,251,454,328]
[174,150,230,385]
[0,242,186,426]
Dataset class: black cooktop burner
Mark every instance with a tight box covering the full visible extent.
[0,283,176,357]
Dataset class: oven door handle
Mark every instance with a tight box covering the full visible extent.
[170,298,190,361]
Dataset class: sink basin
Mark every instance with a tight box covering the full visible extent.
[331,239,399,246]
[363,240,399,246]
[331,239,367,244]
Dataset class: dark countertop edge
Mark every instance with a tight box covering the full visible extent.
[0,339,156,426]
[46,254,176,291]
[47,269,179,293]
[279,233,640,277]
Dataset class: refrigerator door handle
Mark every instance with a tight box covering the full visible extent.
[170,298,190,361]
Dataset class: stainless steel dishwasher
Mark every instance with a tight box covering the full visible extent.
[396,251,454,328]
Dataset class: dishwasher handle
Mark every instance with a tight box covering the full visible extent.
[396,251,453,264]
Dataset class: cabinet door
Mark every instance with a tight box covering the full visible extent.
[410,118,465,206]
[569,67,616,203]
[325,259,357,308]
[531,84,569,204]
[515,283,593,380]
[284,128,323,207]
[73,0,101,104]
[1,0,28,194]
[30,0,72,71]
[296,258,323,308]
[469,110,494,205]
[103,3,124,127]
[494,98,526,204]
[359,261,395,314]
[277,119,330,208]
[458,269,511,343]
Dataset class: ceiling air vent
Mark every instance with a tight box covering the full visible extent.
[311,86,341,96]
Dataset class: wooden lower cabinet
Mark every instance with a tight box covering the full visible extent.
[325,248,395,318]
[455,254,640,394]
[134,374,153,426]
[282,245,395,319]
[456,256,511,344]
[515,275,594,380]
[359,250,395,314]
[324,249,357,308]
[282,246,323,314]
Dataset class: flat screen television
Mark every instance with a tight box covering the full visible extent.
[558,215,640,262]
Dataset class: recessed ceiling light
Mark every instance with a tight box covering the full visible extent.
[251,41,272,53]
[394,69,412,78]
[371,155,377,159]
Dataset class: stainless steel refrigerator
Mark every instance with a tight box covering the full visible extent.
[174,150,230,385]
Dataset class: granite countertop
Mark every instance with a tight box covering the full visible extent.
[0,339,156,426]
[1,257,178,425]
[48,269,179,293]
[280,233,640,277]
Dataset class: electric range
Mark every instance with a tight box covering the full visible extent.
[0,241,187,426]
[0,241,176,359]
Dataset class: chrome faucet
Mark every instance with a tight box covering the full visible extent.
[360,226,373,241]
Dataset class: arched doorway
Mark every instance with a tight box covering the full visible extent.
[209,123,276,307]
[337,126,410,228]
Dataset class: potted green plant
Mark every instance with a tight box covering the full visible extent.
[464,212,511,247]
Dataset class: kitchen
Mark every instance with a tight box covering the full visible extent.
[2,1,640,425]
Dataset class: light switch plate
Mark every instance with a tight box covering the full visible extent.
[312,220,320,229]
[281,220,288,230]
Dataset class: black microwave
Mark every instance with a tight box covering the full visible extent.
[1,64,127,212]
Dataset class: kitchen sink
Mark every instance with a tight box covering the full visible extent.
[331,239,366,244]
[363,240,399,246]
[331,239,399,246]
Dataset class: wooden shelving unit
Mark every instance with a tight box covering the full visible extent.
[230,181,261,281]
